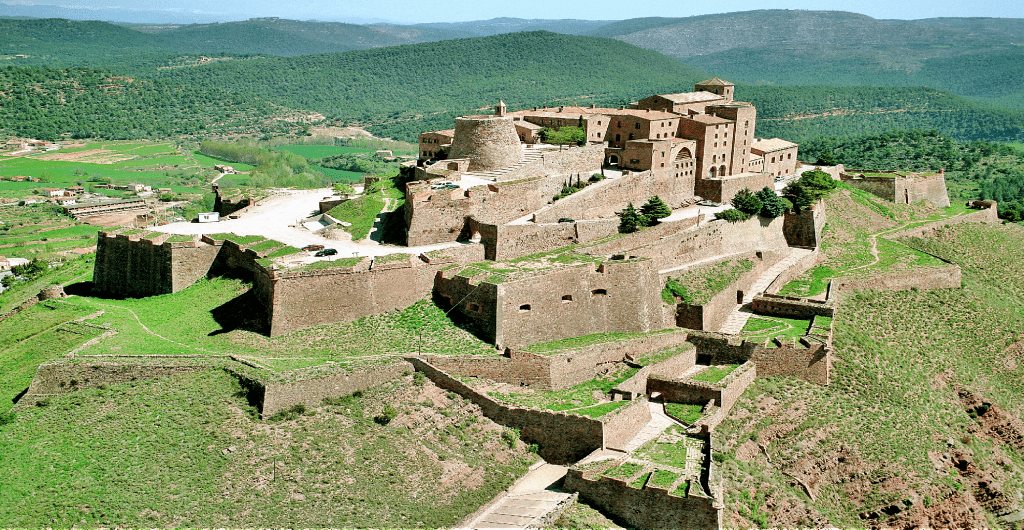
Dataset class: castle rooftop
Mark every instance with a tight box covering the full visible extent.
[655,91,724,104]
[751,138,799,152]
[686,113,732,125]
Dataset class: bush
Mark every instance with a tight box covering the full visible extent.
[374,404,398,426]
[715,208,750,222]
[0,411,15,426]
[501,427,520,448]
[413,371,426,386]
[731,188,762,215]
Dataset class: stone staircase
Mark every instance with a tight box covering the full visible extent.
[460,463,574,529]
[717,248,814,335]
[460,146,563,182]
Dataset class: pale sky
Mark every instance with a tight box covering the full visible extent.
[2,0,1022,24]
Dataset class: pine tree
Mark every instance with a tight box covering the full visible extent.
[640,195,672,225]
[757,187,787,218]
[616,202,643,233]
[731,188,763,216]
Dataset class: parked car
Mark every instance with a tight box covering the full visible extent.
[314,248,337,257]
[557,218,575,223]
[696,200,721,207]
[302,244,324,252]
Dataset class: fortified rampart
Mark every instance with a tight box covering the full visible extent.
[884,203,999,240]
[829,265,962,297]
[840,170,951,208]
[261,361,415,417]
[448,115,523,171]
[435,258,665,348]
[418,329,690,391]
[648,360,756,431]
[750,293,835,319]
[18,358,214,407]
[93,231,222,297]
[406,357,651,465]
[470,218,620,261]
[695,171,774,204]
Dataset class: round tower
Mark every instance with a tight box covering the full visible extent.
[448,115,523,172]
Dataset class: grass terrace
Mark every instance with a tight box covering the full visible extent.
[202,233,265,245]
[487,363,637,416]
[523,328,677,354]
[326,193,386,240]
[665,403,705,424]
[663,259,755,305]
[690,364,739,384]
[740,315,812,343]
[298,257,364,271]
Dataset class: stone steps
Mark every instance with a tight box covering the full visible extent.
[716,248,814,335]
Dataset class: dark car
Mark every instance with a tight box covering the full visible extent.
[314,248,338,257]
[303,244,325,252]
[557,218,575,223]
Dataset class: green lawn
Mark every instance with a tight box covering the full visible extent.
[690,364,739,384]
[489,363,638,414]
[741,316,812,343]
[665,403,704,424]
[192,152,255,172]
[664,259,755,306]
[326,193,386,240]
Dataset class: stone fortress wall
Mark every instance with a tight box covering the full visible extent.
[840,170,951,208]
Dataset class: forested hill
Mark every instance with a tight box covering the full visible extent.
[151,31,710,138]
[0,17,464,62]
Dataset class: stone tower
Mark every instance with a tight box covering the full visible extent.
[695,77,735,103]
[495,100,507,117]
[448,115,523,171]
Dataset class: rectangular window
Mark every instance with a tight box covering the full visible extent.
[591,289,608,297]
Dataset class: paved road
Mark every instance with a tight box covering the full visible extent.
[151,187,460,260]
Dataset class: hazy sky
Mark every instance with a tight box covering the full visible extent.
[2,0,1023,24]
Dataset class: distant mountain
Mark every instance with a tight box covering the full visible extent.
[407,17,613,37]
[0,4,226,24]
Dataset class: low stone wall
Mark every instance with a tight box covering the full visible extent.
[830,265,962,296]
[261,361,414,418]
[751,293,835,319]
[564,468,720,530]
[696,171,774,204]
[531,170,662,224]
[407,357,605,465]
[603,398,653,451]
[478,219,620,261]
[764,247,824,294]
[610,344,697,400]
[648,360,755,422]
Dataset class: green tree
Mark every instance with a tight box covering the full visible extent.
[640,196,671,224]
[541,126,586,146]
[756,187,787,218]
[731,188,763,216]
[616,202,643,233]
[714,209,750,221]
[799,170,839,197]
[783,182,816,211]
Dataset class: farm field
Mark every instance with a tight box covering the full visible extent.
[276,145,372,159]
[0,204,100,261]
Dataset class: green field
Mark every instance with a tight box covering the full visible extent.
[277,145,372,159]
[312,165,365,183]
[192,152,255,172]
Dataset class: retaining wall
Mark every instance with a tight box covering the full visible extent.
[474,219,619,261]
[685,332,831,386]
[672,250,788,332]
[648,361,756,431]
[750,293,835,319]
[885,206,999,240]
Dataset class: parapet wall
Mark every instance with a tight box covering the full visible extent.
[474,219,619,261]
[885,205,999,240]
[673,250,789,332]
[695,171,774,204]
[648,361,756,430]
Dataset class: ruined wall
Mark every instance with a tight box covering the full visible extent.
[906,173,951,207]
[494,144,605,183]
[264,257,446,337]
[405,174,565,246]
[496,260,665,348]
[408,358,605,464]
[261,361,413,418]
[564,470,720,530]
[829,265,962,296]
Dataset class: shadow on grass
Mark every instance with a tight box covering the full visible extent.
[431,291,495,345]
[209,287,269,336]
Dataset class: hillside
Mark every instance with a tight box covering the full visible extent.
[149,31,710,139]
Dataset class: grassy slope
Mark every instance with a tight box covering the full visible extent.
[0,369,533,527]
[714,221,1024,527]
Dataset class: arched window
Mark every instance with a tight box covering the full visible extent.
[719,164,726,176]
[709,167,717,178]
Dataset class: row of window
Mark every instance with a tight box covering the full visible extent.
[511,290,609,312]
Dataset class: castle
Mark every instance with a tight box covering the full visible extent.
[57,79,995,529]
